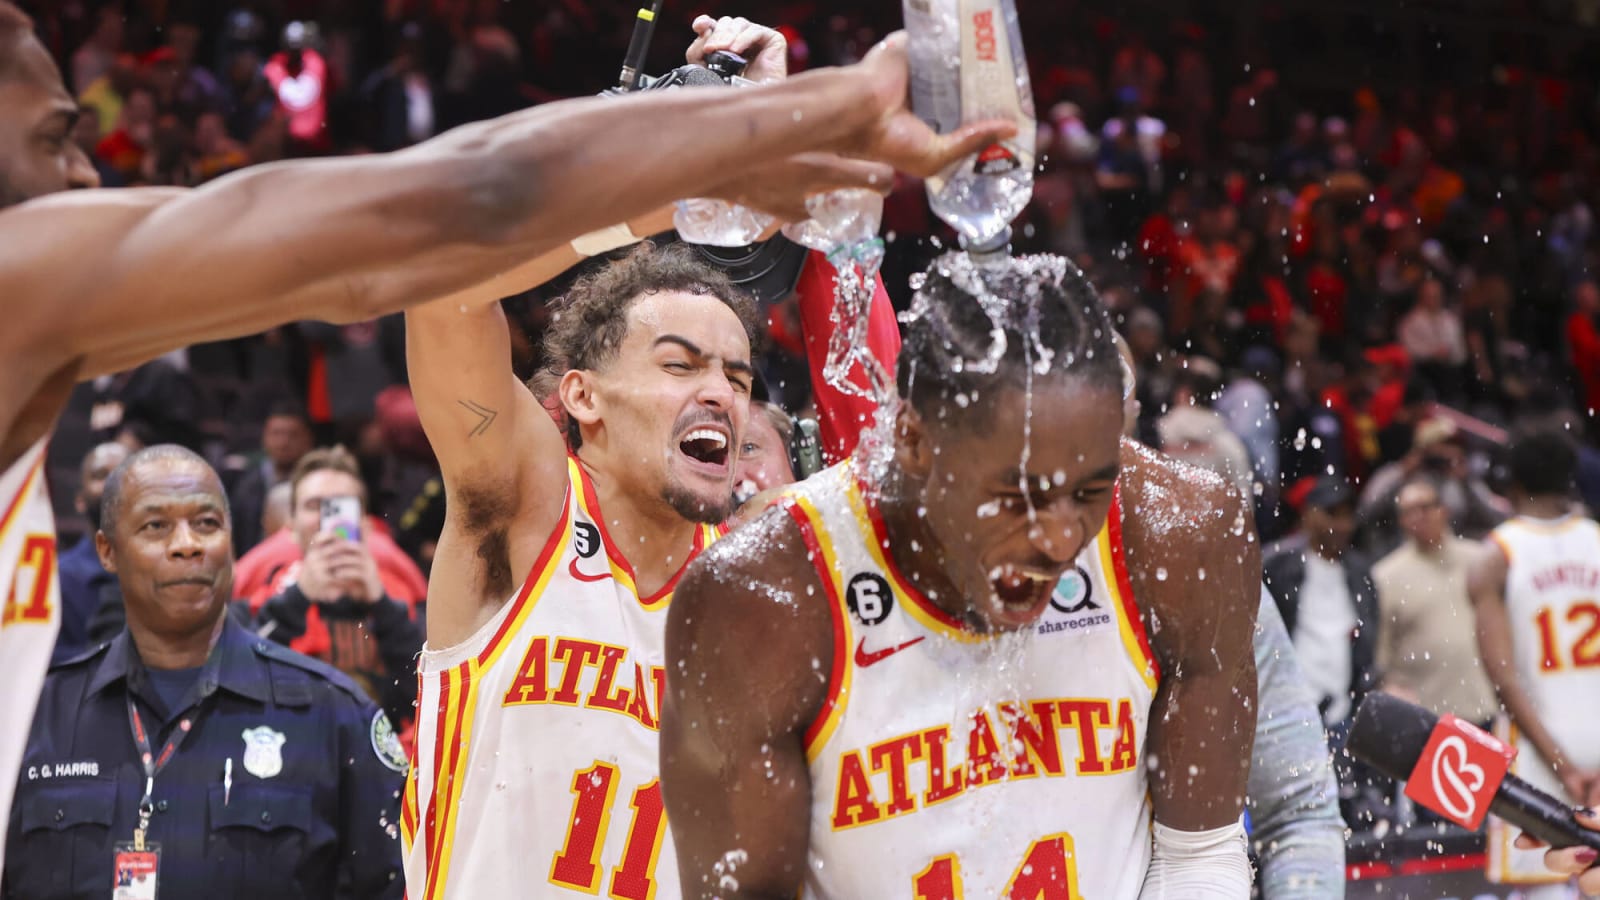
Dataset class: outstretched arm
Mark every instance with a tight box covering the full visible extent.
[1,35,1007,428]
[661,508,833,899]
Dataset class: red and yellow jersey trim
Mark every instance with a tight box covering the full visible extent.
[0,448,46,549]
[408,467,577,900]
[1102,484,1160,693]
[783,493,856,762]
[846,466,987,645]
[572,458,719,610]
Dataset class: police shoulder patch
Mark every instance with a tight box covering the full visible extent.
[370,710,409,773]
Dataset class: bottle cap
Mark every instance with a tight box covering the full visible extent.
[960,227,1012,263]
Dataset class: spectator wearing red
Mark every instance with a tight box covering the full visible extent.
[1566,280,1600,417]
[235,455,427,608]
[250,446,425,740]
[263,21,330,154]
[93,84,153,181]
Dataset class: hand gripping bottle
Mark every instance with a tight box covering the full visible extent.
[904,0,1036,257]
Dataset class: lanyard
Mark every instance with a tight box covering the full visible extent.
[125,694,208,850]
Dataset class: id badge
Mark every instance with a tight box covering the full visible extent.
[113,841,160,900]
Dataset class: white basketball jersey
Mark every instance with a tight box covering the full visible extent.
[784,461,1159,900]
[0,440,60,876]
[402,458,721,900]
[1484,514,1600,884]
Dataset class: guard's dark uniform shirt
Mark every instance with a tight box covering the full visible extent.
[2,619,408,900]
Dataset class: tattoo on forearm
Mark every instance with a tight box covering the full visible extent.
[458,399,498,437]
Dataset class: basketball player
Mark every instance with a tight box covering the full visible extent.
[663,253,1259,898]
[1472,428,1600,893]
[0,0,1004,872]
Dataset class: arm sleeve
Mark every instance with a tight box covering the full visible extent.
[336,696,407,900]
[794,250,901,462]
[1138,821,1253,900]
[1245,590,1347,899]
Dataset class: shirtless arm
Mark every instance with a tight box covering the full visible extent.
[1122,445,1260,831]
[0,38,1006,436]
[661,507,832,899]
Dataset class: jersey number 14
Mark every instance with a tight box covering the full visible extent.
[914,833,1083,899]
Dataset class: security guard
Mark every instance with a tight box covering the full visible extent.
[3,446,405,900]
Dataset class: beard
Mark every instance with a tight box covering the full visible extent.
[662,479,732,525]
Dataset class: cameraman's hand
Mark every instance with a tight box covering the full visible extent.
[708,152,892,223]
[688,15,787,83]
[1515,808,1600,894]
[851,33,1017,179]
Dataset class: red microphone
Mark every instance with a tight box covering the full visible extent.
[1347,693,1600,849]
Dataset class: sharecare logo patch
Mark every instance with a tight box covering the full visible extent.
[975,143,1019,174]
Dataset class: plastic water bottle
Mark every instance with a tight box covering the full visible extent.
[904,0,1036,254]
[781,188,893,402]
[780,189,885,271]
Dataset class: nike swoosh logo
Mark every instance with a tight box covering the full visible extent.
[854,636,926,668]
[568,557,609,583]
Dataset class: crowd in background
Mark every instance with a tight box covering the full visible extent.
[17,0,1600,865]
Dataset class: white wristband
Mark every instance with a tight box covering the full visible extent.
[1139,820,1252,899]
[570,222,641,257]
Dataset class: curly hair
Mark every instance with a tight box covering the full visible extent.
[538,241,762,449]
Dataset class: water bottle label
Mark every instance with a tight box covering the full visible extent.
[974,142,1020,174]
[903,0,963,135]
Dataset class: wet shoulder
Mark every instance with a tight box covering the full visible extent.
[1115,439,1259,649]
[1115,438,1248,557]
[689,501,819,597]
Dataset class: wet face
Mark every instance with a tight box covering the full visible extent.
[97,459,233,640]
[734,408,795,500]
[291,469,364,551]
[0,34,100,207]
[570,292,752,524]
[262,414,313,470]
[1397,482,1447,548]
[908,376,1123,632]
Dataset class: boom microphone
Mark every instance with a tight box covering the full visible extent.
[1347,693,1600,851]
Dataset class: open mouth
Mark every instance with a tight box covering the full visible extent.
[678,426,730,470]
[986,566,1058,627]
